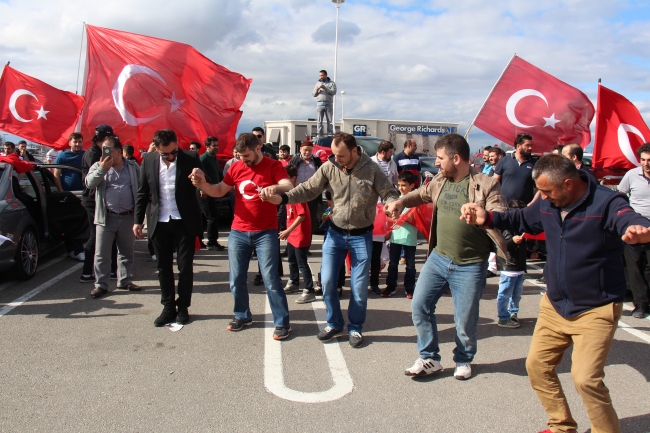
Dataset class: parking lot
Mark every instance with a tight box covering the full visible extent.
[0,231,649,433]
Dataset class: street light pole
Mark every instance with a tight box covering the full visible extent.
[340,90,346,120]
[332,0,344,135]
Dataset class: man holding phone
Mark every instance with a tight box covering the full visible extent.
[85,136,141,298]
[312,70,336,138]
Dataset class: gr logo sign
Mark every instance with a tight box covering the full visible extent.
[353,124,367,136]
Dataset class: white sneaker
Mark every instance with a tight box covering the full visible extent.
[151,255,157,261]
[69,251,85,261]
[454,362,472,380]
[404,358,443,377]
[284,282,300,293]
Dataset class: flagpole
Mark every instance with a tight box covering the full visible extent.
[75,21,85,95]
[75,22,88,133]
[464,53,517,140]
[592,78,602,164]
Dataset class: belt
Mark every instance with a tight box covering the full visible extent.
[329,222,373,236]
[107,210,134,216]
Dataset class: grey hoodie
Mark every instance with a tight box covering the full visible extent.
[284,152,399,231]
[312,79,337,105]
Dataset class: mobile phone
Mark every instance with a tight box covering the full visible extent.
[102,146,112,157]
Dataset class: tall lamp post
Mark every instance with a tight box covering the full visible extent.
[340,90,346,120]
[332,0,344,134]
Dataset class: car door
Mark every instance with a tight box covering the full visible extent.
[35,165,89,243]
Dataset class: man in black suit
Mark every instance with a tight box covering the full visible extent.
[133,129,205,326]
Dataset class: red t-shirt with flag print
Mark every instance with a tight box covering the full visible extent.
[223,156,289,232]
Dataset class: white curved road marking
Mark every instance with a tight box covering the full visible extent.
[264,297,354,403]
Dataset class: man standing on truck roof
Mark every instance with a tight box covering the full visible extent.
[313,70,337,139]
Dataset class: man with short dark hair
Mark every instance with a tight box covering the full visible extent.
[190,132,294,340]
[264,132,400,348]
[313,70,337,138]
[17,140,35,161]
[618,142,650,318]
[189,141,201,153]
[3,141,15,155]
[394,138,421,187]
[487,148,502,174]
[370,140,398,185]
[494,133,538,204]
[385,133,507,380]
[134,129,206,327]
[85,136,141,298]
[552,144,565,154]
[54,132,86,261]
[562,143,598,183]
[198,136,224,251]
[460,153,650,433]
[481,146,493,174]
[278,144,291,167]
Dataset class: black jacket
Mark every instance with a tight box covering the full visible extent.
[289,154,322,172]
[82,144,102,203]
[498,229,527,272]
[135,149,205,238]
[490,171,650,318]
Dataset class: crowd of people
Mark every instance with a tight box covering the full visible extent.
[6,115,650,433]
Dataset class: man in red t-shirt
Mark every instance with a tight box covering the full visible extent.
[281,164,314,304]
[190,133,294,341]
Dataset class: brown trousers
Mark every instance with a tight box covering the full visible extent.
[526,295,623,433]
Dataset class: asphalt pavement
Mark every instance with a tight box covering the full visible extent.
[0,230,649,433]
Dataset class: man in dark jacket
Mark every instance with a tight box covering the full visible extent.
[460,154,650,433]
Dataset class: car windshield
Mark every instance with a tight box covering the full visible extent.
[420,156,437,170]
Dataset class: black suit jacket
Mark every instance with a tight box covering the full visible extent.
[135,149,204,238]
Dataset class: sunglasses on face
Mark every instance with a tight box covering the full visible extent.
[254,134,263,138]
[160,149,179,159]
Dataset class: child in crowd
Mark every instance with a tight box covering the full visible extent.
[496,199,528,328]
[281,165,315,303]
[384,171,417,298]
[370,197,388,295]
[317,191,345,297]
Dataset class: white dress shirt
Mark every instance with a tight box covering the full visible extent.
[158,157,182,222]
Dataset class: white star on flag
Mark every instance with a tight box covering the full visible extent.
[255,186,263,193]
[35,106,49,120]
[543,113,560,129]
[164,92,185,112]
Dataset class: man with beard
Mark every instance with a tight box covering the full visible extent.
[494,133,538,204]
[385,133,507,380]
[190,133,294,341]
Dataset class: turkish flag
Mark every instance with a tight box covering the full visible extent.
[0,65,85,149]
[474,56,594,153]
[392,203,433,241]
[81,25,251,155]
[592,85,650,169]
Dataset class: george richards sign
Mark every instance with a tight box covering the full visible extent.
[388,124,456,136]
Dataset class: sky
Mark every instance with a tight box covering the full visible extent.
[1,0,649,153]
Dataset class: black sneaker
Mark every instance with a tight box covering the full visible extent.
[154,307,177,327]
[176,307,189,325]
[273,326,291,340]
[632,303,648,319]
[227,318,253,331]
[79,274,94,283]
[317,326,343,341]
[349,331,363,348]
[207,242,225,251]
[253,274,263,286]
[381,286,396,298]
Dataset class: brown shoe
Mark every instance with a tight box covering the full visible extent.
[90,287,108,298]
[117,283,141,291]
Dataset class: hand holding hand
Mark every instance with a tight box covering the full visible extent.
[189,168,206,188]
[259,186,279,201]
[384,200,405,219]
[513,235,523,244]
[459,203,487,225]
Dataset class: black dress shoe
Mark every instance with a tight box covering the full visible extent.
[154,307,177,327]
[207,242,225,251]
[253,274,264,286]
[176,307,189,325]
[632,303,648,319]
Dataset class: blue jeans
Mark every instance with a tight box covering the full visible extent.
[228,229,290,327]
[497,273,524,321]
[288,243,314,292]
[320,228,373,332]
[386,243,416,293]
[412,250,488,363]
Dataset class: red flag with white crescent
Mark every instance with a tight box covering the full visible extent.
[81,25,251,155]
[474,56,594,153]
[392,203,433,241]
[592,85,650,169]
[0,65,85,148]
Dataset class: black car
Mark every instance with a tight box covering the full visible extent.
[0,162,88,279]
[313,136,387,157]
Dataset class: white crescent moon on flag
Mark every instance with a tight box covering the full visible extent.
[112,64,166,126]
[9,89,38,123]
[617,123,645,167]
[239,180,258,200]
[505,89,548,128]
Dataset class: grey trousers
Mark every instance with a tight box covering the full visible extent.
[317,104,333,137]
[94,212,135,289]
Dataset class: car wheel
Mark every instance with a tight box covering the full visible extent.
[12,228,39,279]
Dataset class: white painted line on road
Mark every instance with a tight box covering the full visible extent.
[264,297,354,403]
[0,253,68,293]
[0,263,82,318]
